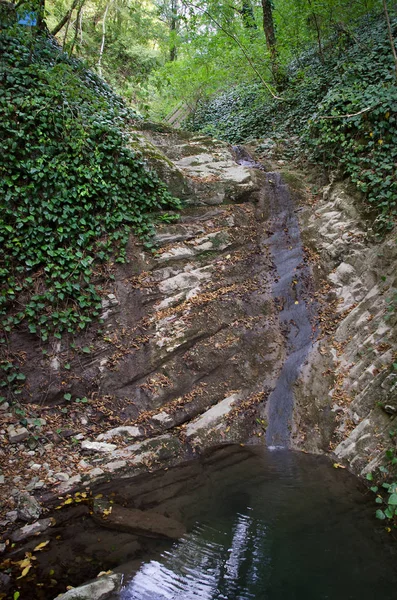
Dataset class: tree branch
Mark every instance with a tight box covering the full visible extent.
[51,0,80,36]
[318,105,378,120]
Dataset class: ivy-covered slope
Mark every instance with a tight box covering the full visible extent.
[0,28,181,353]
[189,15,397,228]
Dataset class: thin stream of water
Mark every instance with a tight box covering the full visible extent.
[233,146,315,448]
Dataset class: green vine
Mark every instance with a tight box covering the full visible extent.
[0,30,181,353]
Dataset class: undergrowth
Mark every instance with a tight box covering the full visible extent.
[189,14,397,229]
[0,27,181,396]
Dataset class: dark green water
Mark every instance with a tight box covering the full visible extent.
[118,446,397,600]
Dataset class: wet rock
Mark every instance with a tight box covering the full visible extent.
[55,573,122,600]
[81,441,117,454]
[7,425,29,443]
[93,504,186,540]
[11,517,52,542]
[16,491,42,522]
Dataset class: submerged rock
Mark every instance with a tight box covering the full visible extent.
[93,504,186,540]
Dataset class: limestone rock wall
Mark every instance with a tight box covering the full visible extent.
[293,181,397,476]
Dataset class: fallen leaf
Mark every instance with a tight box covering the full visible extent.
[17,565,31,579]
[34,541,50,552]
[333,463,345,469]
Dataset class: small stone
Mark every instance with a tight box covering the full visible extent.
[0,543,6,554]
[31,464,41,471]
[16,491,43,522]
[81,440,117,453]
[383,405,397,415]
[55,472,70,482]
[0,402,10,411]
[59,429,75,438]
[0,475,4,485]
[5,511,17,523]
[11,518,53,542]
[8,426,29,443]
[34,481,45,490]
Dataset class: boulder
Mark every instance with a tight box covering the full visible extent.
[54,573,122,600]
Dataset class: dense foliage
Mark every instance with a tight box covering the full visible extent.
[0,28,181,347]
[190,14,397,227]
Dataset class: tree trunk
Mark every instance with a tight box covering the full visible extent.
[36,0,45,30]
[261,0,277,61]
[169,0,178,62]
[51,0,80,36]
[97,1,111,77]
[382,0,397,81]
[70,0,85,54]
[241,0,257,29]
[307,0,324,63]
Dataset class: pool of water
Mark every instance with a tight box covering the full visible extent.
[117,446,397,600]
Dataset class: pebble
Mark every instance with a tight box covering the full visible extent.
[31,464,41,470]
[5,511,17,523]
[0,402,10,411]
[55,472,70,482]
[8,426,29,443]
[0,476,4,484]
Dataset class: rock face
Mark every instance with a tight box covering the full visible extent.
[292,180,397,476]
[2,123,394,511]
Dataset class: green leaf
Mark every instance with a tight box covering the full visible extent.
[376,509,386,520]
[64,393,72,401]
[387,493,397,505]
[366,473,373,481]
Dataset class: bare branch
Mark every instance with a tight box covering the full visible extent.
[318,105,378,120]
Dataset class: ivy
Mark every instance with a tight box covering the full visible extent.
[0,29,181,347]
